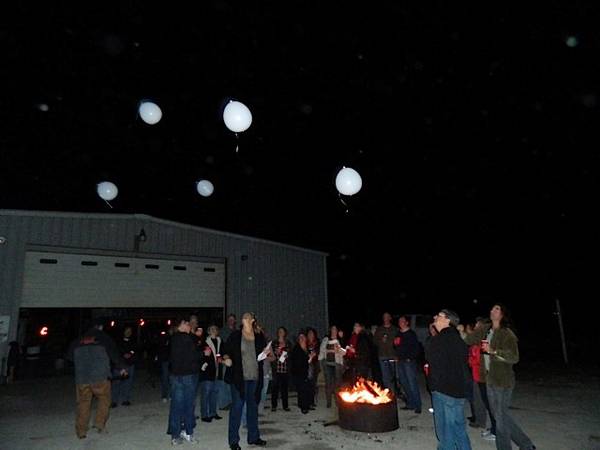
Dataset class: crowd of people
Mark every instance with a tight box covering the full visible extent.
[67,303,535,450]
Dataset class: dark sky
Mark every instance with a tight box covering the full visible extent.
[1,2,598,356]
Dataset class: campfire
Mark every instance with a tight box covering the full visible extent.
[338,378,393,405]
[336,378,399,433]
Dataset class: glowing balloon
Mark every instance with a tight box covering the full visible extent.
[223,101,252,133]
[97,181,119,201]
[196,180,214,197]
[138,101,162,125]
[335,167,362,196]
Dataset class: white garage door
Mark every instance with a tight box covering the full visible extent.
[21,251,225,308]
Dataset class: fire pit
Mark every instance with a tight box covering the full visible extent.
[337,378,399,433]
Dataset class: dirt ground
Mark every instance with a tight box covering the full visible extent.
[0,369,599,450]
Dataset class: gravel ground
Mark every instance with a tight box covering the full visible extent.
[0,370,598,450]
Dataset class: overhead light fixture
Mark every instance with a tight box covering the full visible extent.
[138,229,147,242]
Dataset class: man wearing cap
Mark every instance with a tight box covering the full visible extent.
[67,318,127,439]
[425,309,472,450]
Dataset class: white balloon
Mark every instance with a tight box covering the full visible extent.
[138,101,162,125]
[335,167,362,196]
[97,181,118,201]
[196,180,214,197]
[223,101,252,133]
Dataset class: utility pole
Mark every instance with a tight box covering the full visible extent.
[554,298,568,365]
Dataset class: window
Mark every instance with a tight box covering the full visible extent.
[39,258,58,264]
[115,262,130,268]
[145,264,159,270]
[173,265,187,271]
[203,267,216,272]
[81,261,98,266]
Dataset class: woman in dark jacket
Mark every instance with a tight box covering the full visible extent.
[306,327,320,408]
[270,326,292,411]
[222,312,269,450]
[291,332,315,414]
[344,322,381,384]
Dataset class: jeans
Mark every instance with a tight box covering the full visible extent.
[271,372,289,409]
[243,376,270,426]
[478,382,496,435]
[431,391,472,450]
[396,360,422,410]
[160,361,170,399]
[112,365,135,403]
[219,370,232,408]
[322,362,344,407]
[487,385,534,450]
[200,380,218,419]
[76,380,111,437]
[378,358,397,393]
[167,374,197,438]
[216,379,228,409]
[229,381,260,446]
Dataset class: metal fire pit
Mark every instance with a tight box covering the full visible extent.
[337,393,399,433]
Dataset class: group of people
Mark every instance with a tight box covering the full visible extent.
[67,303,535,450]
[425,304,536,450]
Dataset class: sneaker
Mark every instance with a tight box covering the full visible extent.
[180,431,199,443]
[171,437,184,446]
[483,433,496,441]
[201,417,212,423]
[481,429,493,437]
[283,407,290,412]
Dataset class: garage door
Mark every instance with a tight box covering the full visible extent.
[20,251,225,308]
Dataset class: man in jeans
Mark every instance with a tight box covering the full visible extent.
[168,317,201,445]
[425,309,472,450]
[394,315,422,413]
[373,312,398,393]
[67,318,126,439]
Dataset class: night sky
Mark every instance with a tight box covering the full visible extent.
[1,3,598,361]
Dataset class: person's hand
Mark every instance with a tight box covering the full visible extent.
[481,341,491,354]
[224,357,233,367]
[429,323,438,336]
[120,369,128,377]
[203,347,212,356]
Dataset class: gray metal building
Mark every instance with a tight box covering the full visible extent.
[0,210,328,372]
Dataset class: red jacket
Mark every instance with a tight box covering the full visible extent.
[468,344,481,383]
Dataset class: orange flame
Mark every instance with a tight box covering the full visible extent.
[338,378,392,404]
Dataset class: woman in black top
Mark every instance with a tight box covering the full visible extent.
[306,328,320,408]
[270,326,292,411]
[291,332,315,414]
[222,312,269,450]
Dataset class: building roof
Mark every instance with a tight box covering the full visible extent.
[0,209,328,256]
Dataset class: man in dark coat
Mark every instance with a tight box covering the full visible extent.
[425,309,472,450]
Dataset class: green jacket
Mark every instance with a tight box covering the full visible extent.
[464,326,519,389]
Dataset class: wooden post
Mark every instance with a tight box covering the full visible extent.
[555,298,568,365]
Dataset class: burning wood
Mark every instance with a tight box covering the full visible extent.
[338,377,392,405]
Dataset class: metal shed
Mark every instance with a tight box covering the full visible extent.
[0,209,328,373]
